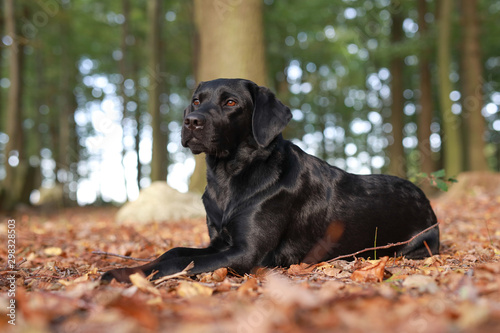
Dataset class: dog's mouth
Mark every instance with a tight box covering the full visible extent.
[182,136,230,158]
[182,137,206,155]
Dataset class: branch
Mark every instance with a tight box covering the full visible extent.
[92,250,152,262]
[327,222,440,262]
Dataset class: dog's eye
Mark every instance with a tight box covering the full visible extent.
[226,100,237,107]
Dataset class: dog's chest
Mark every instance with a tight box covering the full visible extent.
[204,169,252,232]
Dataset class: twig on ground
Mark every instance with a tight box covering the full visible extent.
[154,261,195,285]
[92,250,152,262]
[327,222,440,262]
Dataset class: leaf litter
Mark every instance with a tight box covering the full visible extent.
[1,191,499,332]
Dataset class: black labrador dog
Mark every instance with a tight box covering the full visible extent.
[102,78,439,282]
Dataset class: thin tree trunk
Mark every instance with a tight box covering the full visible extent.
[417,0,434,189]
[190,0,267,193]
[461,0,489,171]
[0,1,3,130]
[133,61,142,190]
[437,0,463,177]
[2,0,24,209]
[388,1,406,178]
[120,0,132,200]
[148,0,168,182]
[57,5,77,206]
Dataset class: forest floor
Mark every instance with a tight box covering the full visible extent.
[1,190,500,333]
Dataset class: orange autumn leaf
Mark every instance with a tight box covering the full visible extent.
[129,273,161,296]
[350,256,389,283]
[287,263,317,275]
[176,281,213,298]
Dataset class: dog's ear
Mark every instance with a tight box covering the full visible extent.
[252,86,292,147]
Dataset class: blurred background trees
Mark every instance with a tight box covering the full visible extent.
[1,0,499,210]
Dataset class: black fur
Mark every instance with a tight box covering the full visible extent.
[102,78,439,282]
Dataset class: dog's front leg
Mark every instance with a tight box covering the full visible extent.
[101,246,221,283]
[149,245,258,279]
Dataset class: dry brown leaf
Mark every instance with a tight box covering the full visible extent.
[402,274,439,293]
[43,247,63,256]
[129,273,161,296]
[237,277,259,294]
[350,256,389,283]
[108,295,159,331]
[211,267,228,282]
[478,262,500,274]
[287,262,317,275]
[317,264,343,277]
[214,280,233,292]
[177,281,213,298]
[264,274,317,308]
[200,267,228,283]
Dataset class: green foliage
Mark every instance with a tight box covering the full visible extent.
[410,169,458,192]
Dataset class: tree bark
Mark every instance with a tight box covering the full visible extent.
[417,0,435,184]
[388,1,406,178]
[437,0,463,177]
[190,0,267,193]
[148,0,168,182]
[461,0,489,171]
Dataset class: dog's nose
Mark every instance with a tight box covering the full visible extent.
[184,114,206,130]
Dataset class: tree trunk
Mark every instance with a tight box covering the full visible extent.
[417,0,435,188]
[58,9,71,179]
[388,1,406,178]
[148,0,168,182]
[55,5,78,205]
[133,61,142,190]
[2,0,25,209]
[437,0,463,177]
[0,2,3,129]
[120,0,132,199]
[461,0,489,171]
[190,0,267,193]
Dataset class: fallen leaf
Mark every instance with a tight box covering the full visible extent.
[477,262,500,274]
[215,280,232,292]
[456,302,490,329]
[402,275,439,294]
[323,266,343,277]
[108,295,159,330]
[320,279,345,300]
[350,256,389,283]
[237,278,259,295]
[44,247,62,256]
[146,296,163,306]
[264,274,317,308]
[129,273,161,296]
[288,263,317,275]
[200,267,227,283]
[177,281,213,298]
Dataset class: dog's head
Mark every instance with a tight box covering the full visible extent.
[181,78,292,158]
